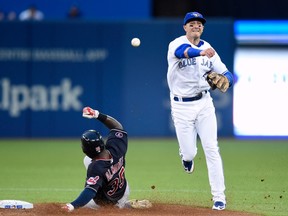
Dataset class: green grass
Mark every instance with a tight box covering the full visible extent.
[0,138,287,216]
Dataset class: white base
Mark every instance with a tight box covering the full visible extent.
[0,200,33,209]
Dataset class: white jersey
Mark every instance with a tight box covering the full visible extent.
[167,35,228,97]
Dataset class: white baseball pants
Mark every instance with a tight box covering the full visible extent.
[170,92,226,203]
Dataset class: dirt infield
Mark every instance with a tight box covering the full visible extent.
[0,203,260,216]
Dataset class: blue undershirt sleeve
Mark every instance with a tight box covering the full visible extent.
[175,44,201,58]
[70,187,97,208]
[223,71,234,87]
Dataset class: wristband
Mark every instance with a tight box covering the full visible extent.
[187,47,202,58]
[97,113,107,123]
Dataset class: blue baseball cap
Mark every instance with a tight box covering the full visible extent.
[183,12,206,25]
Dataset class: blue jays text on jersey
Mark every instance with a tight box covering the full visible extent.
[178,57,213,69]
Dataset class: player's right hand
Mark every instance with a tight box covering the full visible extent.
[200,48,215,58]
[82,107,99,119]
[61,203,74,212]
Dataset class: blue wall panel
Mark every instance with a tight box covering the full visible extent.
[0,19,235,138]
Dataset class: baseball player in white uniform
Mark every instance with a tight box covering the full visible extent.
[167,12,234,210]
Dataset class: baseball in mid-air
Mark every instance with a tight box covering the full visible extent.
[131,37,141,47]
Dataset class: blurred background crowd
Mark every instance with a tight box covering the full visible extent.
[0,3,82,21]
[0,0,287,22]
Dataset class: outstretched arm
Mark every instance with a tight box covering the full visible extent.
[82,107,123,130]
[62,188,96,212]
[175,44,215,59]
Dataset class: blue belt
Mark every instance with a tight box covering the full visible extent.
[174,91,207,102]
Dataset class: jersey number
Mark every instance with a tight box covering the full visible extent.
[107,166,125,196]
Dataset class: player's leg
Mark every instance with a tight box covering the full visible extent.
[174,118,198,159]
[171,101,198,173]
[196,98,226,209]
[117,181,130,208]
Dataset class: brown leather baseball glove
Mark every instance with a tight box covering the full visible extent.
[206,71,229,93]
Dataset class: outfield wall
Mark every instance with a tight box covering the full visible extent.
[0,20,235,138]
